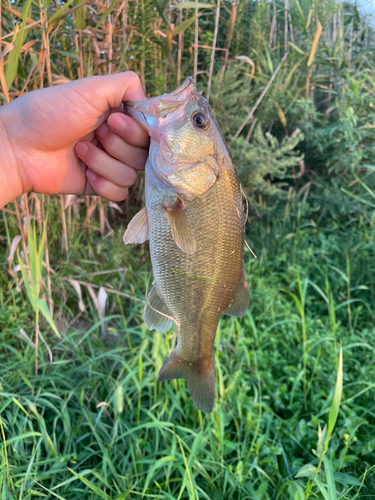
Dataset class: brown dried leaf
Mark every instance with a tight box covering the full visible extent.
[20,40,37,54]
[86,284,99,313]
[64,194,77,209]
[98,286,107,321]
[0,43,15,60]
[7,235,22,267]
[108,202,123,214]
[68,279,86,312]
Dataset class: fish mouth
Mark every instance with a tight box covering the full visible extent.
[124,77,196,134]
[124,99,159,132]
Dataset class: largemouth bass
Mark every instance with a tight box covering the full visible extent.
[123,77,248,413]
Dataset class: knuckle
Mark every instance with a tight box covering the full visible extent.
[124,71,142,87]
[99,131,121,154]
[107,133,121,152]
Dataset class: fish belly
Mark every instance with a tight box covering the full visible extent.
[146,164,244,362]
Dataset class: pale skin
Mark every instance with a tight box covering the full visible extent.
[0,71,149,209]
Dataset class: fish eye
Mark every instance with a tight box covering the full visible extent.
[192,111,209,130]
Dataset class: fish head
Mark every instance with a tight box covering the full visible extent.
[125,77,225,198]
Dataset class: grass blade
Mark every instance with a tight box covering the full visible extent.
[327,347,343,444]
[4,0,32,88]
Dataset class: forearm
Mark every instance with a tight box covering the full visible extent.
[0,106,24,209]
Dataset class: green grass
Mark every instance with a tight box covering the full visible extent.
[1,0,375,496]
[1,201,375,499]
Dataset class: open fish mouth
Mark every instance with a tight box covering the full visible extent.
[124,77,196,134]
[124,101,159,131]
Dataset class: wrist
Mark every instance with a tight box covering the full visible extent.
[0,105,26,208]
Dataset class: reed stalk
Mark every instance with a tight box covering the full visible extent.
[177,9,182,86]
[206,0,220,102]
[193,0,198,83]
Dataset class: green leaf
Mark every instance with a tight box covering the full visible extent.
[317,424,327,459]
[114,385,123,414]
[294,0,307,32]
[39,221,48,276]
[315,477,329,500]
[287,482,304,500]
[172,2,215,9]
[355,175,375,200]
[263,43,273,73]
[152,0,168,24]
[5,0,33,89]
[284,55,308,88]
[323,456,337,500]
[28,402,58,457]
[94,0,119,29]
[48,0,77,25]
[333,472,361,486]
[35,298,61,338]
[306,8,313,29]
[17,58,26,80]
[173,15,198,36]
[280,289,303,316]
[326,348,343,443]
[29,491,47,498]
[19,258,38,311]
[53,49,80,60]
[142,456,175,497]
[68,469,109,499]
[73,0,86,30]
[288,42,306,55]
[295,463,316,479]
[308,280,328,303]
[27,224,40,297]
[33,482,67,500]
[341,188,375,208]
[5,432,42,445]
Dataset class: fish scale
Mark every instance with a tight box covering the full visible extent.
[123,77,249,412]
[147,165,243,359]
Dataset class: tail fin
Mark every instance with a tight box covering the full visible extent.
[157,349,215,413]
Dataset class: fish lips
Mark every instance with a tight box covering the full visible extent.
[124,99,159,133]
[124,77,196,136]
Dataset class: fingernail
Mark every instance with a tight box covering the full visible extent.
[76,142,88,156]
[86,169,97,182]
[96,123,109,139]
[109,114,127,132]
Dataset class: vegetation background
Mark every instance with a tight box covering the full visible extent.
[1,0,375,498]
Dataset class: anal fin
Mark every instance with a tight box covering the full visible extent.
[164,202,196,255]
[157,348,215,413]
[144,283,173,333]
[123,207,149,245]
[224,270,249,317]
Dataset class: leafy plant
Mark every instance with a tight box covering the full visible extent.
[18,220,60,374]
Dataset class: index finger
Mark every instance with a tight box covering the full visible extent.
[107,112,150,149]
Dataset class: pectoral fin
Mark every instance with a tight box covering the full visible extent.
[164,203,196,255]
[224,271,249,317]
[123,207,149,244]
[144,283,173,333]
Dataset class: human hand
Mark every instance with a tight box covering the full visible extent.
[0,72,149,208]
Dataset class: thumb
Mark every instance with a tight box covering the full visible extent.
[74,71,147,114]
